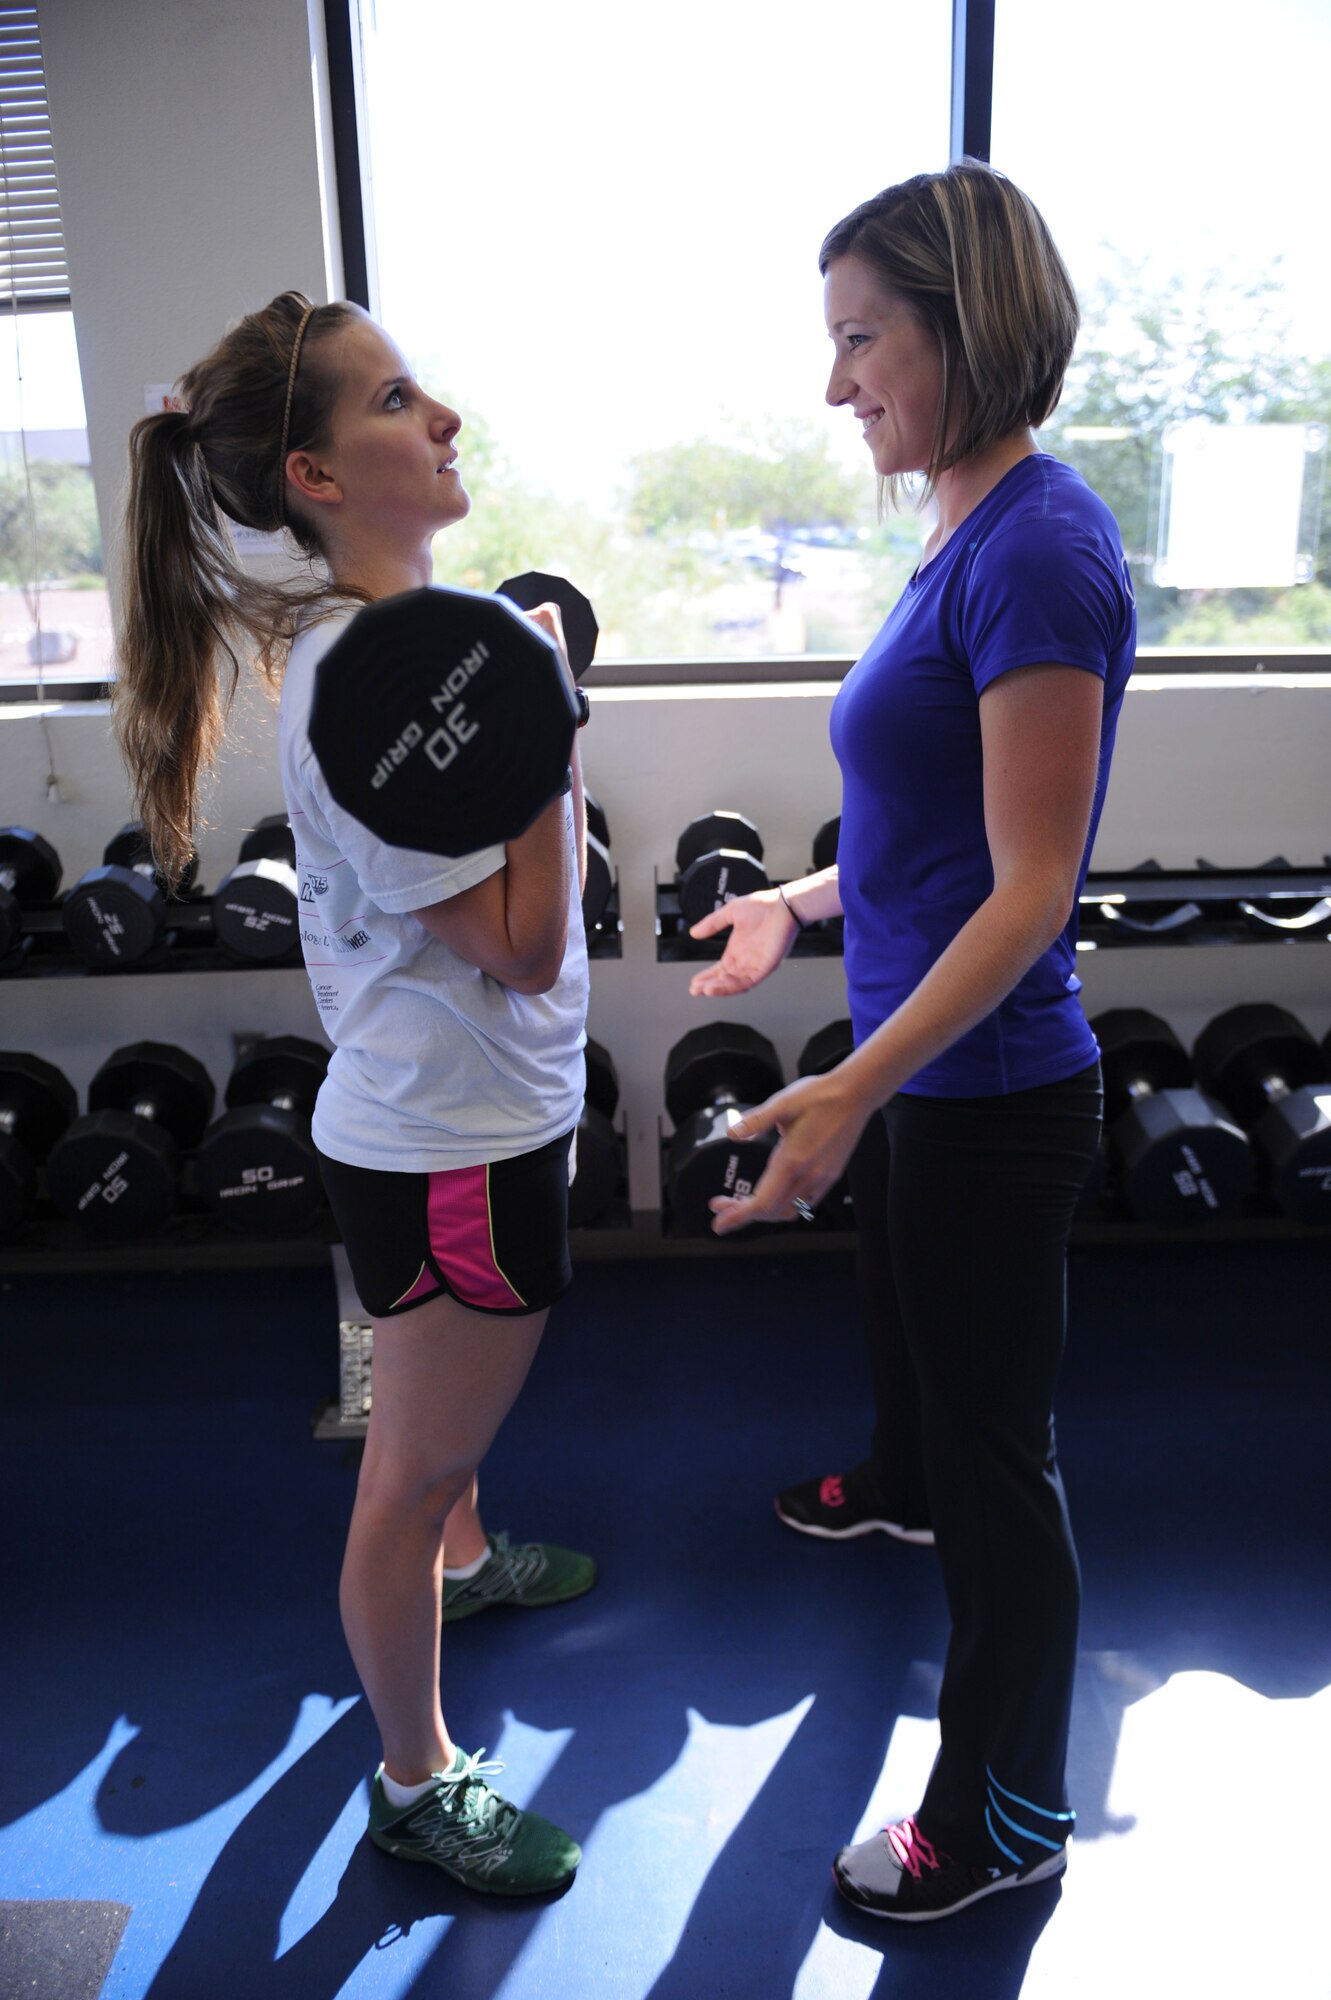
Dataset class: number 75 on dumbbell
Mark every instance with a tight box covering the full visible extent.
[309,575,595,858]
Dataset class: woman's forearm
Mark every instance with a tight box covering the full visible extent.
[775,864,842,925]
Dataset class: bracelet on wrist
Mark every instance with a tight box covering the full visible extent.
[778,884,808,932]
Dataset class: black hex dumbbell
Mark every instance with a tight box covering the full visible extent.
[46,1042,215,1235]
[675,812,768,929]
[61,823,201,968]
[0,1052,78,1239]
[581,790,614,934]
[1193,1004,1331,1224]
[664,1023,783,1233]
[0,828,63,966]
[796,1020,858,1227]
[194,1036,329,1232]
[1092,1008,1253,1226]
[568,1037,624,1227]
[210,814,300,962]
[811,816,840,873]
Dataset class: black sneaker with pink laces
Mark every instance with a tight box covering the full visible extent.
[833,1810,1068,1922]
[774,1459,934,1546]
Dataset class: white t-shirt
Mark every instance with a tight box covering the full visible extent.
[278,607,589,1172]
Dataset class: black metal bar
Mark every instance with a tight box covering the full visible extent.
[951,0,996,162]
[321,0,370,308]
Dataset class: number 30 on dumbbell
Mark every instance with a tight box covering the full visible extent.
[309,573,596,854]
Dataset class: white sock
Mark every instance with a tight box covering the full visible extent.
[381,1765,449,1808]
[442,1546,489,1581]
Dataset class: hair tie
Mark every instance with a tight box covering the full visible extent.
[277,302,317,519]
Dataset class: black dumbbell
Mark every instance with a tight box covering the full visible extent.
[309,578,596,856]
[675,812,769,929]
[568,1038,624,1227]
[0,828,63,963]
[580,791,614,934]
[0,1052,78,1239]
[664,1023,783,1233]
[496,571,599,680]
[811,816,840,873]
[194,1036,329,1233]
[1092,1008,1253,1226]
[46,1041,215,1235]
[1193,1004,1331,1224]
[796,1020,857,1227]
[210,814,300,961]
[61,823,201,968]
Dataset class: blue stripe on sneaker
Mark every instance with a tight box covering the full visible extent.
[986,1790,1064,1854]
[986,1766,1076,1824]
[984,1804,1024,1866]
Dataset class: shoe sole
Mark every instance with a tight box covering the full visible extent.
[369,1826,580,1896]
[833,1844,1066,1922]
[774,1499,935,1547]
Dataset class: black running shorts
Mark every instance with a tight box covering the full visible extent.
[318,1130,574,1320]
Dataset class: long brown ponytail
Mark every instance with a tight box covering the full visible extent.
[115,290,363,881]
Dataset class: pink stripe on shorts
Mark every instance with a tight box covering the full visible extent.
[423,1161,528,1311]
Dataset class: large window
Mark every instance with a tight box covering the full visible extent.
[991,0,1330,650]
[359,0,951,660]
[0,307,108,691]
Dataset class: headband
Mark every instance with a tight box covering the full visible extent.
[277,302,318,519]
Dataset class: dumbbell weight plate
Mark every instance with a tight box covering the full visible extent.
[677,850,769,930]
[46,1042,215,1236]
[1109,1087,1253,1226]
[797,1020,855,1228]
[675,812,764,880]
[1193,1003,1331,1223]
[310,586,580,856]
[811,817,840,873]
[0,828,63,958]
[664,1023,783,1234]
[194,1106,325,1233]
[212,859,300,961]
[582,831,614,931]
[0,1051,78,1238]
[584,1038,619,1123]
[583,790,611,852]
[569,1037,623,1227]
[61,866,167,967]
[495,573,599,680]
[194,1036,329,1233]
[568,1105,623,1227]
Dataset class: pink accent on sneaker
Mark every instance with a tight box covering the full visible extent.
[425,1163,527,1310]
[886,1818,943,1880]
[819,1475,846,1508]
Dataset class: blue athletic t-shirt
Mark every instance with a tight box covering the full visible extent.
[829,453,1136,1097]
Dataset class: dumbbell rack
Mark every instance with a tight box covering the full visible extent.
[0,895,300,977]
[4,852,1331,1283]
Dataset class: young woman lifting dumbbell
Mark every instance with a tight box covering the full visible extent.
[690,163,1136,1921]
[116,293,593,1895]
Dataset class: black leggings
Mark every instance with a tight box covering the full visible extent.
[848,1062,1103,1861]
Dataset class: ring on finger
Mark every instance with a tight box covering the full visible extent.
[791,1196,816,1223]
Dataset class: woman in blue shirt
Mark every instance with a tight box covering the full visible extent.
[691,162,1135,1921]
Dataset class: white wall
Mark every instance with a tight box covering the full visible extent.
[3,0,1328,1218]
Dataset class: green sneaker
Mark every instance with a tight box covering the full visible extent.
[368,1748,581,1895]
[441,1530,597,1623]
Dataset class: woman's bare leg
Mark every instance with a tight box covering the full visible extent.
[339,1292,547,1785]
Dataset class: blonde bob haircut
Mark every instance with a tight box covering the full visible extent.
[820,160,1079,505]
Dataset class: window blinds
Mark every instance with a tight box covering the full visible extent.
[0,4,68,311]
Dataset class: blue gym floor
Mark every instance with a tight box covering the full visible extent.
[1,1235,1328,2000]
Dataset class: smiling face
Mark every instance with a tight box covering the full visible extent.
[291,312,470,548]
[823,254,946,481]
